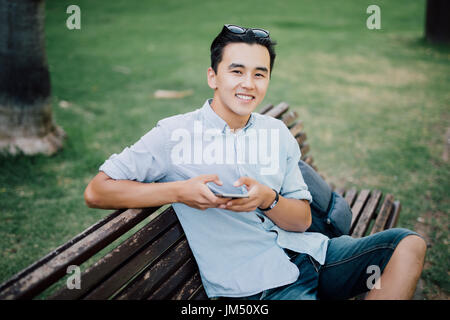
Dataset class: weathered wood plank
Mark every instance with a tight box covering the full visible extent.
[295,132,307,146]
[170,272,204,300]
[370,194,395,235]
[50,207,179,299]
[146,257,198,300]
[300,143,310,157]
[385,200,401,230]
[351,190,382,238]
[190,285,209,300]
[0,207,157,300]
[349,189,371,232]
[258,104,273,115]
[83,223,186,299]
[289,121,304,138]
[0,208,126,298]
[264,102,289,118]
[303,155,313,164]
[281,110,298,127]
[114,239,191,300]
[344,188,357,207]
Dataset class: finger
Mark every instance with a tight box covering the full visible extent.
[225,198,246,206]
[226,197,258,210]
[233,176,253,188]
[212,197,230,206]
[202,191,219,204]
[216,198,231,209]
[201,174,223,186]
[203,190,230,205]
[220,197,253,211]
[226,204,256,213]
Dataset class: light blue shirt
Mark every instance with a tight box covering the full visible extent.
[99,99,329,298]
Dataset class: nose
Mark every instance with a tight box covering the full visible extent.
[241,74,255,90]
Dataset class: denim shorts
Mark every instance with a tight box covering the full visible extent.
[230,227,422,300]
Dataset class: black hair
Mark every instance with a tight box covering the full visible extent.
[210,25,277,77]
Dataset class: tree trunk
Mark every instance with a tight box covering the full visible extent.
[425,0,450,43]
[0,0,65,156]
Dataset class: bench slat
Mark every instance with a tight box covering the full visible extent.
[146,257,198,300]
[258,104,274,114]
[114,239,191,300]
[190,285,209,300]
[295,132,307,146]
[351,190,382,238]
[385,200,401,230]
[0,208,125,297]
[300,143,310,157]
[50,207,179,299]
[264,102,289,118]
[83,222,185,299]
[169,272,204,300]
[349,189,371,232]
[370,194,394,235]
[0,207,157,300]
[343,188,357,207]
[281,110,298,128]
[303,155,314,165]
[289,121,304,138]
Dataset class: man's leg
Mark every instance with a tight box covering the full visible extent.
[365,234,427,300]
[317,228,426,300]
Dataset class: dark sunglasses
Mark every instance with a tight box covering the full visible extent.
[224,24,270,38]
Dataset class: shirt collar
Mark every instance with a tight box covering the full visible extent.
[201,99,256,133]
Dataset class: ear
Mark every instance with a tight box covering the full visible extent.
[207,67,217,90]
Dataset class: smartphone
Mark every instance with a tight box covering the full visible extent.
[212,191,249,199]
[208,182,249,199]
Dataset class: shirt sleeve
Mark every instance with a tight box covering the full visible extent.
[279,128,313,203]
[99,122,168,182]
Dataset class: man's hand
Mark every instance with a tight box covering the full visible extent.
[221,176,274,212]
[219,176,311,232]
[177,174,230,210]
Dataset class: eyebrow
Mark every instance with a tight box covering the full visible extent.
[228,63,268,73]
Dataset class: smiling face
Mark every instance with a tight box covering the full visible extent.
[207,42,271,129]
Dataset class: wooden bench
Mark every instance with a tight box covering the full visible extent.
[0,102,401,300]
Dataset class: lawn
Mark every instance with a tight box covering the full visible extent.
[0,0,448,299]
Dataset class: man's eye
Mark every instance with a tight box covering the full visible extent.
[255,73,264,77]
[232,70,242,74]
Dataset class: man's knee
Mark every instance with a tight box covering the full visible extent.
[395,234,427,263]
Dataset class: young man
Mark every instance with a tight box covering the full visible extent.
[84,24,427,300]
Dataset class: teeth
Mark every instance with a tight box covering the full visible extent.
[236,94,253,100]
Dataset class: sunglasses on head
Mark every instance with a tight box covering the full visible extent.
[224,24,270,38]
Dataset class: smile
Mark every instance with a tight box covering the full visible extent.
[235,94,255,101]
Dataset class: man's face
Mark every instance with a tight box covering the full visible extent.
[207,42,270,119]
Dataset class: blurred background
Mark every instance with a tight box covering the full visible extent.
[0,0,448,299]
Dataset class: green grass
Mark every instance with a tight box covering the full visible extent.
[0,0,448,298]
